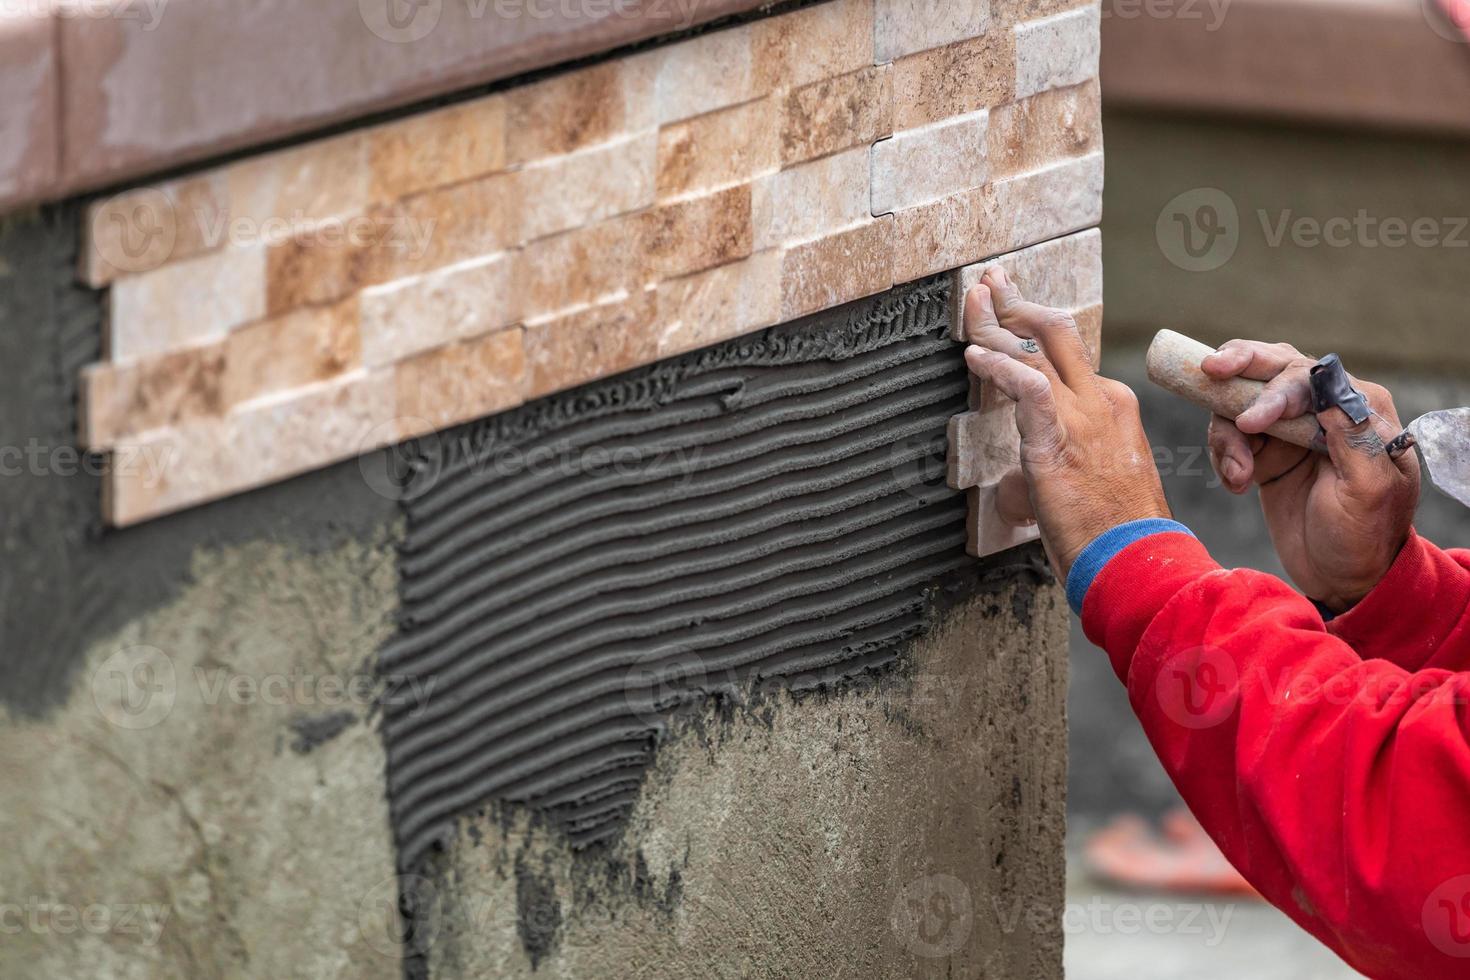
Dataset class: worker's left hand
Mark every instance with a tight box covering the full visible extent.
[961,267,1172,582]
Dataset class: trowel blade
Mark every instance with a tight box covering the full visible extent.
[1411,408,1470,508]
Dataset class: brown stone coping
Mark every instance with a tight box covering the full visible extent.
[0,0,782,214]
[1100,0,1470,134]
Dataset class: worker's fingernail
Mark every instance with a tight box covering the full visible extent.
[1221,457,1243,485]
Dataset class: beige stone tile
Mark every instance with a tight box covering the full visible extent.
[871,109,988,216]
[655,250,782,359]
[781,65,893,167]
[223,298,362,408]
[513,214,646,323]
[986,78,1101,179]
[0,7,57,214]
[106,371,396,528]
[640,184,753,281]
[81,342,226,450]
[657,98,781,202]
[1014,5,1100,99]
[892,32,1016,130]
[780,217,894,321]
[225,130,371,232]
[512,132,657,244]
[523,289,660,399]
[654,24,756,124]
[949,228,1102,340]
[368,96,508,201]
[994,0,1094,26]
[875,0,991,62]
[264,173,512,314]
[110,245,267,360]
[947,402,1023,491]
[752,0,874,92]
[1075,301,1104,365]
[968,483,1041,557]
[360,253,515,369]
[752,146,871,251]
[890,151,1103,283]
[506,59,653,165]
[82,172,230,286]
[395,329,526,440]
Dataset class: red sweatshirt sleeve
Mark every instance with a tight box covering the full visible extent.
[1081,531,1470,980]
[1327,530,1470,673]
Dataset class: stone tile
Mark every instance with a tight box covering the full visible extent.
[654,23,756,124]
[0,7,57,213]
[752,146,871,251]
[82,172,231,286]
[657,98,781,202]
[1074,301,1104,365]
[871,109,988,216]
[223,298,362,408]
[948,402,1023,491]
[524,289,659,399]
[995,0,1094,25]
[781,66,893,167]
[513,214,645,324]
[395,329,526,440]
[654,250,782,359]
[890,151,1103,283]
[368,96,508,201]
[360,253,516,369]
[225,130,372,232]
[110,245,267,360]
[986,78,1101,179]
[752,0,874,92]
[640,184,753,281]
[512,132,657,244]
[892,33,1016,130]
[505,59,654,165]
[949,228,1103,340]
[1014,6,1100,99]
[81,342,226,450]
[968,484,1041,557]
[264,173,512,314]
[106,371,396,528]
[780,217,895,321]
[875,0,992,62]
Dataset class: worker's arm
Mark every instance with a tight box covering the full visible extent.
[963,269,1470,980]
[1200,339,1470,671]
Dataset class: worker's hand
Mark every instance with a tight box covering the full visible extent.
[1202,340,1420,612]
[961,268,1171,581]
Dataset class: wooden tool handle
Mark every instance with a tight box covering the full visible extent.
[1146,330,1321,450]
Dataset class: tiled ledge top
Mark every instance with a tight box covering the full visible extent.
[0,0,785,214]
[1102,0,1470,134]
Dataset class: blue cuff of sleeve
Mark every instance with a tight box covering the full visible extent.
[1064,519,1196,615]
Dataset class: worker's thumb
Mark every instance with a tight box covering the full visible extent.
[1318,407,1409,494]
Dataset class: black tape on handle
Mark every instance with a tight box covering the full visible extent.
[1309,354,1372,425]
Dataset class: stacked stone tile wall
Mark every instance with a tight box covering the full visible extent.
[79,0,1102,528]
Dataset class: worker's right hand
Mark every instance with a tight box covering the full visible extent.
[1202,340,1420,613]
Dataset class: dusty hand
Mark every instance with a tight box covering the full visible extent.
[1202,340,1420,612]
[961,267,1171,581]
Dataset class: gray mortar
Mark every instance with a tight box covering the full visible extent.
[418,583,1070,979]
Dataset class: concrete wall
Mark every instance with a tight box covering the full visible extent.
[0,207,1070,979]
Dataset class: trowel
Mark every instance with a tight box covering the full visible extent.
[1146,330,1470,508]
